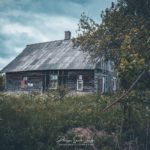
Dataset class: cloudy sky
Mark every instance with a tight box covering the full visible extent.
[0,0,114,70]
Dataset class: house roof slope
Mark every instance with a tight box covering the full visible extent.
[2,40,96,73]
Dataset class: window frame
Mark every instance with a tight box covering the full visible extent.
[49,75,58,90]
[77,79,83,91]
[77,75,83,91]
[21,76,28,89]
[101,77,105,93]
[112,77,117,91]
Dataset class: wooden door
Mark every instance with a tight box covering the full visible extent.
[97,77,105,93]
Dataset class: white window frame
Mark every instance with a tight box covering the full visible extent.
[23,77,28,81]
[77,79,83,91]
[112,77,117,91]
[78,75,83,80]
[102,77,105,93]
[49,75,58,89]
[77,75,83,91]
[27,83,33,87]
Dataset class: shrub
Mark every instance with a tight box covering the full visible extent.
[0,93,103,149]
[0,74,4,91]
[0,92,149,149]
[46,85,69,100]
[94,135,117,150]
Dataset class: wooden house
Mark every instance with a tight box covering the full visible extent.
[2,31,117,93]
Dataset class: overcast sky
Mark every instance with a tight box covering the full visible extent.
[0,0,114,70]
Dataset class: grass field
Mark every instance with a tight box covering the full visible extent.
[0,92,149,150]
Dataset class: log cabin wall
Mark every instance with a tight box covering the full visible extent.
[5,70,95,92]
[47,70,95,92]
[6,72,44,92]
[94,69,116,93]
[66,70,94,92]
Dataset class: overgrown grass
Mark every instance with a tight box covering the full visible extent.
[0,92,149,150]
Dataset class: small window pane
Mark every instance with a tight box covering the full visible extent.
[78,75,83,80]
[50,80,57,89]
[49,75,58,89]
[77,79,83,91]
[23,77,28,80]
[50,75,58,80]
[28,83,33,87]
[113,77,117,91]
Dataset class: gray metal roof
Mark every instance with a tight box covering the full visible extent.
[2,40,96,72]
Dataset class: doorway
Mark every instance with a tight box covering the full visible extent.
[97,77,105,93]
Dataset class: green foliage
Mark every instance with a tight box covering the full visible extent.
[74,0,150,89]
[0,93,149,149]
[46,85,69,100]
[94,135,117,150]
[0,93,104,150]
[73,3,150,149]
[0,74,4,91]
[119,0,150,18]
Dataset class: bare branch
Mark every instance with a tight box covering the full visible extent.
[102,70,145,112]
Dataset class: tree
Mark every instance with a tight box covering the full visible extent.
[119,0,150,17]
[74,1,150,148]
[74,0,150,90]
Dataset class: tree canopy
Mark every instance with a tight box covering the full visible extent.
[74,0,150,89]
[74,2,150,146]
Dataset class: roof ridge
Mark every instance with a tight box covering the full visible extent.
[26,39,72,46]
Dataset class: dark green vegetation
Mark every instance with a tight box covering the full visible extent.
[0,75,4,91]
[0,92,149,150]
[75,0,150,90]
[71,1,150,148]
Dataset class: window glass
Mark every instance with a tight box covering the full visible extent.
[113,77,117,91]
[28,83,33,87]
[78,75,83,80]
[77,77,83,91]
[21,77,28,88]
[23,77,28,80]
[49,75,58,89]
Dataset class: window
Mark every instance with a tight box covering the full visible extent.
[97,77,105,93]
[77,75,83,91]
[112,77,117,91]
[77,80,83,91]
[49,75,58,89]
[23,77,28,81]
[101,77,105,93]
[78,75,82,80]
[105,77,108,92]
[21,77,27,88]
[28,83,33,87]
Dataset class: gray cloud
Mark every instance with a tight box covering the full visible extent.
[0,0,114,70]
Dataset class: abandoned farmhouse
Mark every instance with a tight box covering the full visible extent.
[2,31,117,93]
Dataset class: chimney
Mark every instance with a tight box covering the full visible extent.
[64,31,71,40]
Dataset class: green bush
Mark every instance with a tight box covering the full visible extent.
[0,92,149,149]
[46,85,69,100]
[94,135,117,150]
[0,74,4,91]
[0,93,103,149]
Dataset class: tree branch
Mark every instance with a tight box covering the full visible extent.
[102,70,145,112]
